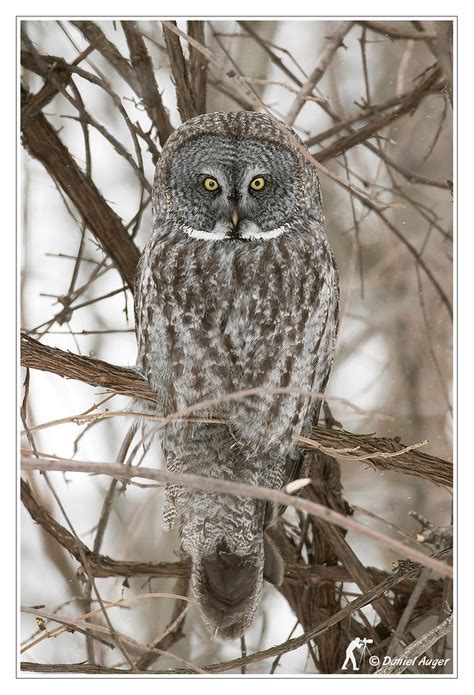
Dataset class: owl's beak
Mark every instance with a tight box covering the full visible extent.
[231,208,239,228]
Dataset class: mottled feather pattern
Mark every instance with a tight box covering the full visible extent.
[134,111,339,638]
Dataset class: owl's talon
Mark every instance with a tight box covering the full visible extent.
[322,400,343,430]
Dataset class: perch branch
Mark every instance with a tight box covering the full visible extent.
[20,333,452,487]
[20,333,153,402]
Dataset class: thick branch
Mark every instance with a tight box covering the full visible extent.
[20,333,452,487]
[21,88,140,290]
[20,333,154,402]
[307,427,452,487]
[20,54,73,125]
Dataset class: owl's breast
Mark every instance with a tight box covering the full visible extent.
[136,229,338,434]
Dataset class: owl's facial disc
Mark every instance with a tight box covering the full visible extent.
[168,135,300,241]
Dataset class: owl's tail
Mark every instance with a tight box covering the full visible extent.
[192,532,284,639]
[164,424,285,637]
[193,540,263,639]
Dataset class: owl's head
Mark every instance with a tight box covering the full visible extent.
[154,111,323,241]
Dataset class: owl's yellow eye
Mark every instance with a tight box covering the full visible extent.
[203,177,219,192]
[250,176,266,191]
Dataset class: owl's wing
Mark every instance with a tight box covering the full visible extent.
[263,287,339,544]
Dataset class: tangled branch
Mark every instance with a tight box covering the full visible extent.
[20,19,453,674]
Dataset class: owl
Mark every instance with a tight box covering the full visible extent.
[134,111,339,639]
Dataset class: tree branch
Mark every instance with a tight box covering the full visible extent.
[187,21,208,114]
[71,20,141,91]
[376,613,453,674]
[20,333,153,402]
[20,333,452,487]
[21,87,140,290]
[359,21,438,40]
[121,21,173,145]
[20,478,185,580]
[285,21,354,126]
[162,21,198,121]
[19,663,139,674]
[315,67,442,162]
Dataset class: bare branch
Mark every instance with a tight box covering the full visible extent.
[121,21,173,145]
[285,21,354,126]
[162,21,198,121]
[20,333,153,402]
[20,54,72,124]
[315,67,442,162]
[306,428,452,487]
[187,21,208,114]
[20,478,187,580]
[21,663,159,674]
[425,21,453,105]
[21,605,205,673]
[71,20,140,91]
[237,21,304,88]
[359,21,438,40]
[21,87,140,290]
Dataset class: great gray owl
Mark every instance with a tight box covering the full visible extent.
[134,111,339,639]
